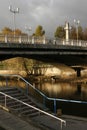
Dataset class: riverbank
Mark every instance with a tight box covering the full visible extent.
[28,74,87,84]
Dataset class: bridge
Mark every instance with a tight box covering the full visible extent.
[0,34,87,65]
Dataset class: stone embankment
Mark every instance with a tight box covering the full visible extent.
[54,76,87,84]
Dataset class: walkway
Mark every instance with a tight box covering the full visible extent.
[0,107,87,130]
[0,108,41,130]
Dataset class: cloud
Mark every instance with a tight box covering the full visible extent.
[0,0,87,36]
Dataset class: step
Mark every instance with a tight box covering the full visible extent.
[0,87,42,119]
[20,108,38,115]
[7,101,21,107]
[27,111,40,117]
[0,87,18,92]
[14,105,30,112]
[1,90,21,95]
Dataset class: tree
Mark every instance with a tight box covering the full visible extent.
[2,27,12,35]
[83,28,87,40]
[54,26,65,38]
[70,26,83,40]
[70,26,76,39]
[34,25,45,36]
[15,29,22,35]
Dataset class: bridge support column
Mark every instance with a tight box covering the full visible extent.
[74,68,82,77]
[71,66,84,77]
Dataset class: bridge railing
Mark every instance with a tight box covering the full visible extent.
[0,34,87,47]
[53,38,87,47]
[0,34,48,44]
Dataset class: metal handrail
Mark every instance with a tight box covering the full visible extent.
[0,74,87,113]
[0,91,66,130]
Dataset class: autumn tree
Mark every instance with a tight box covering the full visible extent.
[70,26,83,40]
[34,25,45,36]
[1,27,26,36]
[83,28,87,40]
[15,29,22,35]
[70,26,76,39]
[2,27,12,35]
[54,26,65,38]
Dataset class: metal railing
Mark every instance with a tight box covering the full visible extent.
[1,74,87,113]
[0,34,87,47]
[1,74,87,128]
[0,90,66,130]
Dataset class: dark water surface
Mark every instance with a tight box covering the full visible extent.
[32,81,87,117]
[0,78,87,117]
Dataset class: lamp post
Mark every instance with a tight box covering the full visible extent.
[9,5,19,36]
[25,25,32,43]
[74,19,80,44]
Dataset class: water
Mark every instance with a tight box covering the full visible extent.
[32,81,87,117]
[0,77,87,117]
[34,82,87,101]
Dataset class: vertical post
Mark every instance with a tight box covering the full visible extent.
[5,35,8,43]
[6,77,8,87]
[9,5,19,37]
[43,97,46,109]
[43,36,46,44]
[74,19,80,45]
[5,95,6,107]
[19,36,22,43]
[25,25,32,43]
[32,37,34,44]
[64,22,70,44]
[61,121,63,130]
[54,99,56,114]
[26,83,29,95]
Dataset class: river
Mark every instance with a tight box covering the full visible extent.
[28,79,87,117]
[0,71,87,117]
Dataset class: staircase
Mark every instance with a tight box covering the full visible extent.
[0,87,40,118]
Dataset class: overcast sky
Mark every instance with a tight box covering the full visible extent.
[0,0,87,37]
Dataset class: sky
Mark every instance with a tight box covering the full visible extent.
[0,0,87,37]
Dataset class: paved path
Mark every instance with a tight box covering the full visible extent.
[33,114,87,130]
[0,108,41,130]
[0,108,87,130]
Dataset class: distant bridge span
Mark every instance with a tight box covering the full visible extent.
[0,41,87,65]
[0,35,87,65]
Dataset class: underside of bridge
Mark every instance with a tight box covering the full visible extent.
[0,54,87,66]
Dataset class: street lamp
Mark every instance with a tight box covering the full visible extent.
[25,25,32,35]
[74,19,80,44]
[25,25,32,42]
[9,5,19,36]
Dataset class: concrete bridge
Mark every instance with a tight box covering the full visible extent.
[0,34,87,76]
[0,35,87,65]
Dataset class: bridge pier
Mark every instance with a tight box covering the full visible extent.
[75,68,82,77]
[72,66,84,77]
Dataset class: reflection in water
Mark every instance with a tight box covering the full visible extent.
[1,78,87,116]
[34,82,87,101]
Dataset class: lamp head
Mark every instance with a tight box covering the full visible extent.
[9,5,11,11]
[17,8,19,13]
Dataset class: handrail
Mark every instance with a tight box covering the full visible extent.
[0,91,66,130]
[0,74,87,112]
